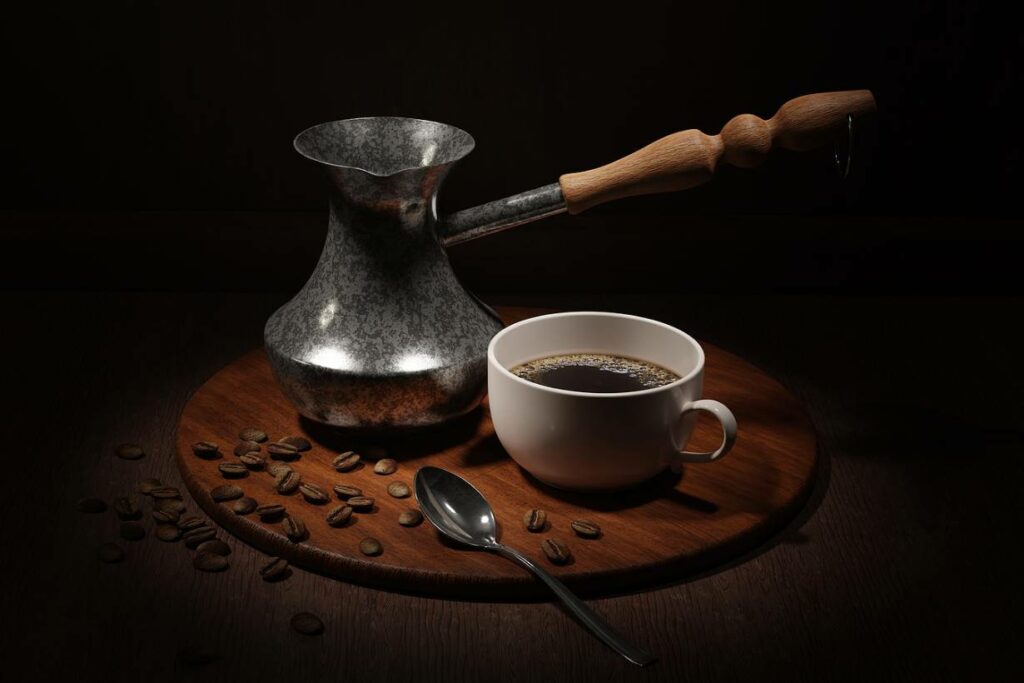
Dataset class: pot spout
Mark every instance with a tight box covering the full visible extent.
[440,183,567,246]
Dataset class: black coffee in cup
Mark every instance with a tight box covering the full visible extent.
[509,353,680,393]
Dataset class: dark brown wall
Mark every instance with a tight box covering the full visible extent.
[1,1,1021,293]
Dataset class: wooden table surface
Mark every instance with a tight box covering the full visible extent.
[1,290,1021,682]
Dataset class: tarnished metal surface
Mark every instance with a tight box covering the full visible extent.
[440,183,566,246]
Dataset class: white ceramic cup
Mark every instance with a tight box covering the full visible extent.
[487,312,737,491]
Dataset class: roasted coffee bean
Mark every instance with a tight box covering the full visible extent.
[260,557,289,581]
[233,496,257,515]
[332,483,362,499]
[332,451,361,472]
[193,550,229,573]
[267,462,292,478]
[155,498,186,514]
[347,496,374,511]
[233,441,261,456]
[373,458,397,475]
[155,524,181,542]
[541,538,572,565]
[197,539,231,556]
[275,470,301,495]
[120,521,145,541]
[218,462,248,479]
[523,509,547,532]
[77,497,107,514]
[267,442,299,460]
[398,510,423,527]
[115,443,145,460]
[238,428,268,443]
[256,503,285,521]
[282,515,308,542]
[386,482,410,498]
[210,484,243,502]
[192,441,220,459]
[114,496,141,520]
[290,612,324,635]
[139,478,163,495]
[325,505,353,527]
[98,542,125,563]
[299,482,329,504]
[570,519,601,539]
[183,527,217,549]
[239,452,264,469]
[359,537,382,556]
[177,515,206,531]
[150,486,182,499]
[279,436,312,452]
[153,509,180,524]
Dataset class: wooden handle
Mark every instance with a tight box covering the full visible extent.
[558,89,877,214]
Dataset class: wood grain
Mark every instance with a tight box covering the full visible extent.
[175,317,816,598]
[558,89,876,213]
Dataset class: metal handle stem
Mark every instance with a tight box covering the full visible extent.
[494,544,656,667]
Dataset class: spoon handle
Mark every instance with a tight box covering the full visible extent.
[495,545,656,667]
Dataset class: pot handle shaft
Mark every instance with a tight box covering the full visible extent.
[558,89,876,214]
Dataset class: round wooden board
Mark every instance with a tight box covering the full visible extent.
[175,311,817,599]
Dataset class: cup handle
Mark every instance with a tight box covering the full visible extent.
[670,399,738,469]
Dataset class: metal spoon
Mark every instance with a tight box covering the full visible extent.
[414,466,656,667]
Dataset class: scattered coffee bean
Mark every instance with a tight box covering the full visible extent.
[120,521,145,541]
[347,496,374,511]
[193,550,229,573]
[155,498,186,514]
[115,443,145,460]
[541,538,571,565]
[139,478,163,495]
[570,519,601,539]
[267,442,299,460]
[279,436,312,452]
[275,469,301,494]
[332,484,362,499]
[156,524,182,542]
[150,486,182,499]
[359,537,382,556]
[192,441,220,459]
[77,497,107,514]
[398,510,423,527]
[523,509,547,532]
[233,441,261,456]
[210,484,243,502]
[332,451,361,471]
[177,515,206,531]
[256,504,285,521]
[197,539,231,556]
[113,499,141,520]
[373,458,397,475]
[233,497,257,515]
[153,509,180,524]
[325,505,353,527]
[218,462,248,479]
[290,612,324,635]
[239,452,264,469]
[283,515,308,542]
[98,542,124,563]
[267,462,292,478]
[386,482,410,498]
[260,557,289,581]
[238,428,268,443]
[183,527,217,549]
[299,482,329,504]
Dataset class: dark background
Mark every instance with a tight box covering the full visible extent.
[2,0,1021,294]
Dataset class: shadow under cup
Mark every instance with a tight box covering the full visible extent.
[487,312,717,491]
